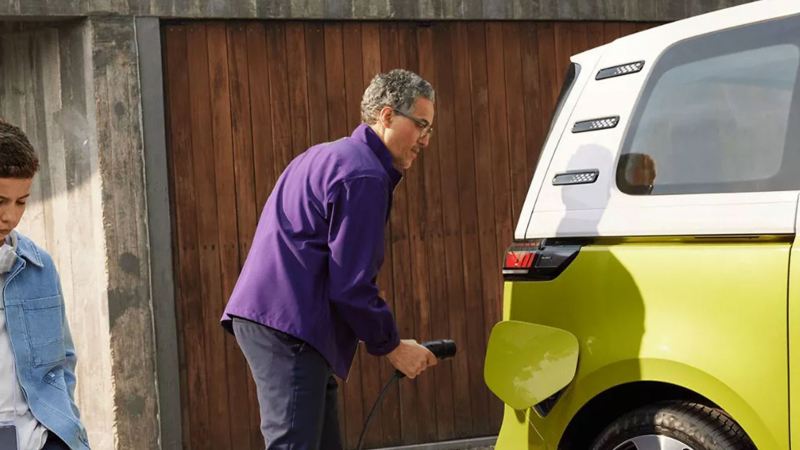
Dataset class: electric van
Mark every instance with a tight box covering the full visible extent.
[483,1,800,449]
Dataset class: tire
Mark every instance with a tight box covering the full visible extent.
[590,401,756,450]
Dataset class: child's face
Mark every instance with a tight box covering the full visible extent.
[0,177,33,241]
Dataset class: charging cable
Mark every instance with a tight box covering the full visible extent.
[356,340,456,450]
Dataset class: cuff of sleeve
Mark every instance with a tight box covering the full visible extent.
[365,332,401,356]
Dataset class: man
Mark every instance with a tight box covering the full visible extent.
[221,69,437,449]
[0,119,89,450]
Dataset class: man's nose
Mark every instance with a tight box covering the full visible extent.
[418,134,431,147]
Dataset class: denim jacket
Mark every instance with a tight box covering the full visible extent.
[2,233,89,450]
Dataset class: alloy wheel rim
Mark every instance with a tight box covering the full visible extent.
[612,434,694,450]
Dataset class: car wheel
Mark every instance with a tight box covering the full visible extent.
[591,401,756,450]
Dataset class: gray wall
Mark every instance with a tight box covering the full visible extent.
[0,0,754,21]
[0,17,159,450]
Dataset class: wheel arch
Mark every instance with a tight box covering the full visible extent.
[557,358,769,449]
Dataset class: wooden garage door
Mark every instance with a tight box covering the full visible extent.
[162,20,655,450]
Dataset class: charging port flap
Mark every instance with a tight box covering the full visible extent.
[484,320,579,410]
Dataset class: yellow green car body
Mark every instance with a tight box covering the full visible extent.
[484,1,800,448]
[486,238,792,448]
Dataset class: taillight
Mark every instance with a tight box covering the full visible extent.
[503,242,540,276]
[502,240,582,281]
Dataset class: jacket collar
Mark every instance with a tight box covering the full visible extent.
[352,123,403,188]
[13,231,44,268]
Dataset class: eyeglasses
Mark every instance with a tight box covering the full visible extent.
[393,109,434,139]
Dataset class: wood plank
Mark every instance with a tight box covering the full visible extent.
[464,22,496,437]
[305,22,329,143]
[398,22,438,445]
[503,23,532,227]
[520,23,546,207]
[185,23,232,450]
[536,23,559,140]
[226,23,258,263]
[163,24,211,450]
[381,21,420,445]
[432,22,473,439]
[603,22,622,43]
[340,22,369,450]
[485,22,513,431]
[416,23,456,442]
[620,21,641,38]
[268,23,297,174]
[452,21,490,437]
[245,22,275,210]
[552,22,572,94]
[320,21,351,446]
[376,23,404,445]
[226,24,262,449]
[361,23,382,86]
[586,21,606,51]
[571,22,590,55]
[206,22,255,450]
[324,23,349,138]
[358,22,395,449]
[242,25,276,440]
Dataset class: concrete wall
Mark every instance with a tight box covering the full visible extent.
[0,17,159,450]
[0,20,116,448]
[0,0,754,21]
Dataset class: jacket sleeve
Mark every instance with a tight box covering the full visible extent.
[327,176,400,356]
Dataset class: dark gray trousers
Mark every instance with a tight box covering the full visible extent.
[232,318,342,450]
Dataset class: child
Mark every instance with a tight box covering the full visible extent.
[0,120,89,450]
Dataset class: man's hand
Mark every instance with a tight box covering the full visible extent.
[386,339,438,379]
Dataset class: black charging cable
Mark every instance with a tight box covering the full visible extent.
[356,340,457,450]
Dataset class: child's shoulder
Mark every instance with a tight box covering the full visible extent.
[14,231,56,271]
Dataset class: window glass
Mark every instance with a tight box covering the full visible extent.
[618,16,800,195]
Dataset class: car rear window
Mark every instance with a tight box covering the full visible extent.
[617,15,800,195]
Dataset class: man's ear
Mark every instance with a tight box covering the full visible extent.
[378,106,393,128]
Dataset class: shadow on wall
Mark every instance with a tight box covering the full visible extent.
[0,21,95,208]
[0,21,98,253]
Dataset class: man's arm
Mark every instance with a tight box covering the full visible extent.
[327,176,436,378]
[327,176,400,354]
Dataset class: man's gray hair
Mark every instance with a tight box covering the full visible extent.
[361,69,435,124]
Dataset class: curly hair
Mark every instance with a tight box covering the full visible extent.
[0,119,39,178]
[360,69,435,125]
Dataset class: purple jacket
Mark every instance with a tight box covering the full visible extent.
[221,124,402,378]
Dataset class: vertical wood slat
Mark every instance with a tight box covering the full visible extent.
[163,20,661,450]
[398,22,438,445]
[242,22,274,449]
[340,24,369,449]
[485,21,512,431]
[464,21,497,437]
[164,25,212,450]
[226,24,263,449]
[319,22,352,447]
[282,23,308,162]
[205,22,254,450]
[245,23,275,213]
[451,21,490,437]
[503,23,532,232]
[380,22,418,447]
[416,24,456,442]
[431,22,473,439]
[185,23,232,450]
[358,22,399,449]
